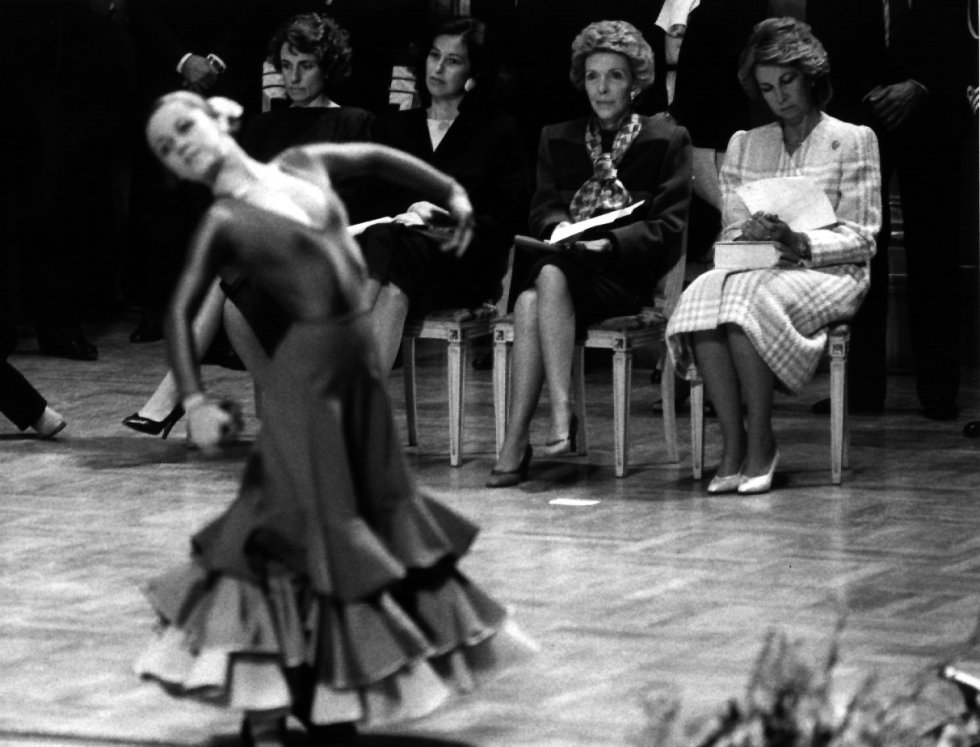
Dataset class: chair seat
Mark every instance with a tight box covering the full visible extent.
[403,304,498,341]
[587,308,665,332]
[583,308,666,351]
[401,303,498,467]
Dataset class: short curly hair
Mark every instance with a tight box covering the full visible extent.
[569,20,655,93]
[737,17,833,109]
[268,13,353,89]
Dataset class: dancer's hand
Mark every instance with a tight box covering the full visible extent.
[404,200,450,224]
[185,394,242,453]
[442,184,474,257]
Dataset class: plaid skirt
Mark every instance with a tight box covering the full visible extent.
[666,264,869,393]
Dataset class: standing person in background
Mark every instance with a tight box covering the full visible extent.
[0,361,66,440]
[125,0,269,344]
[0,0,137,361]
[668,0,769,269]
[805,0,977,420]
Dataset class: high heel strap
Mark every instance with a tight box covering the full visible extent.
[541,413,579,457]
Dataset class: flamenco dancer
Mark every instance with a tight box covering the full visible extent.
[133,92,535,746]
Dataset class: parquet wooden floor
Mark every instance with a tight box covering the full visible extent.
[1,314,978,746]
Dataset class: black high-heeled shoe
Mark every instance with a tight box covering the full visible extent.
[541,413,579,457]
[486,444,532,488]
[121,405,184,439]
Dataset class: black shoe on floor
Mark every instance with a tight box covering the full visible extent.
[129,315,164,343]
[39,336,98,361]
[963,420,980,438]
[811,397,884,415]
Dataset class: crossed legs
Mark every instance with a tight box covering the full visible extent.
[691,324,776,478]
[493,265,576,472]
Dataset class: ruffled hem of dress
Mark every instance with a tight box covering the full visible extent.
[134,561,537,725]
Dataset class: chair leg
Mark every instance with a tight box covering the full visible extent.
[493,338,510,459]
[690,379,705,480]
[573,345,588,455]
[612,349,632,478]
[447,339,464,467]
[402,337,417,447]
[661,351,679,463]
[829,347,847,485]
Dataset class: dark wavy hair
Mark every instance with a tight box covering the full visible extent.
[737,17,833,109]
[268,13,353,89]
[416,16,502,111]
[569,20,655,93]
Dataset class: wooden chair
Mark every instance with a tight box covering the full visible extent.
[492,236,687,478]
[400,248,514,467]
[689,322,851,485]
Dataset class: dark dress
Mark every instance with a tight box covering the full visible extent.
[135,202,534,725]
[358,107,529,315]
[219,107,377,356]
[522,114,692,338]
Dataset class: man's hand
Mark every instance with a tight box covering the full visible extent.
[181,53,219,93]
[865,81,924,131]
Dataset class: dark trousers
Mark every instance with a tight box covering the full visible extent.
[0,360,46,431]
[846,105,962,408]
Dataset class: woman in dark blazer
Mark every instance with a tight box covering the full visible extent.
[357,16,530,372]
[488,20,692,487]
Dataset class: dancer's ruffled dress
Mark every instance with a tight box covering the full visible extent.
[135,205,535,726]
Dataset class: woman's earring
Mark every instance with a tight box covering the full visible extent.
[464,78,476,93]
[630,88,638,100]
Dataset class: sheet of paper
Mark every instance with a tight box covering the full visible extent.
[348,216,394,235]
[550,200,646,243]
[735,177,836,231]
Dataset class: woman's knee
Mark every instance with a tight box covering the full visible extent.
[514,288,538,317]
[534,264,570,296]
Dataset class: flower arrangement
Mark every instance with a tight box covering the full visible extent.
[634,616,980,746]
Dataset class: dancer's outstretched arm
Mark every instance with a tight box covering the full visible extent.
[165,206,235,451]
[300,142,475,255]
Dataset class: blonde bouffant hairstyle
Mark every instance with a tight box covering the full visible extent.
[569,20,655,93]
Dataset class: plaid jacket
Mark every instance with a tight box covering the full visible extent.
[667,114,882,392]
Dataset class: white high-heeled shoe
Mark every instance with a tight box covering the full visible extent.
[706,472,743,494]
[737,450,779,495]
[31,406,66,439]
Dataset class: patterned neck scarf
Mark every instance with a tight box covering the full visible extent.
[568,113,642,222]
